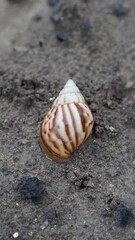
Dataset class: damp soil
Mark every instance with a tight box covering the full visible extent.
[0,0,135,239]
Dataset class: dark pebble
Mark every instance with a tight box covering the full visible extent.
[24,96,34,108]
[39,40,43,47]
[83,224,89,228]
[94,84,103,91]
[50,13,60,23]
[115,204,134,227]
[32,14,43,22]
[56,31,68,42]
[113,1,127,17]
[48,0,59,7]
[20,177,45,199]
[80,19,90,31]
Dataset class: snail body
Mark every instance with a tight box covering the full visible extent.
[39,79,94,163]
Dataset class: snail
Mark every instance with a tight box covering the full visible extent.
[39,79,94,163]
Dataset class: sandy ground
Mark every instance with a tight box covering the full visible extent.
[0,0,135,239]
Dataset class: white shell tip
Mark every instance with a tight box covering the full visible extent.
[59,79,79,95]
[65,79,76,87]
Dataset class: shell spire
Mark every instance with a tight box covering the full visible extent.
[39,79,94,163]
[53,79,85,108]
[60,79,80,95]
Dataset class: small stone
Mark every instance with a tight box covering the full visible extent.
[125,80,135,89]
[0,153,4,160]
[102,207,113,218]
[19,139,29,145]
[113,1,127,17]
[105,125,118,137]
[133,161,135,165]
[40,219,49,230]
[13,232,19,238]
[87,193,96,201]
[20,177,45,200]
[115,204,134,227]
[0,185,4,196]
[13,157,19,162]
[49,96,55,102]
[32,14,42,22]
[109,184,114,188]
[56,31,68,42]
[90,103,98,113]
[28,232,34,237]
[106,167,119,177]
[26,158,36,167]
[80,19,90,30]
[131,189,135,195]
[48,0,59,7]
[83,224,88,228]
[12,179,22,191]
[109,126,115,132]
[95,84,103,92]
[13,46,27,52]
[13,172,19,178]
[50,13,60,23]
[91,146,104,159]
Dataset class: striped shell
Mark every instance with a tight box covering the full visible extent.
[39,79,94,163]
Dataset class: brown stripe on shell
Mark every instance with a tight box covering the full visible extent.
[52,107,71,154]
[75,103,86,132]
[53,97,59,108]
[44,105,56,125]
[84,118,94,141]
[68,104,78,147]
[40,124,59,158]
[48,119,71,157]
[42,119,63,158]
[62,105,75,150]
[84,120,94,141]
[40,121,70,160]
[52,107,58,128]
[48,132,59,150]
[75,102,92,141]
[83,126,90,141]
[54,129,71,154]
[47,120,61,152]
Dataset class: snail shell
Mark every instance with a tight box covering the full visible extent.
[39,79,94,163]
